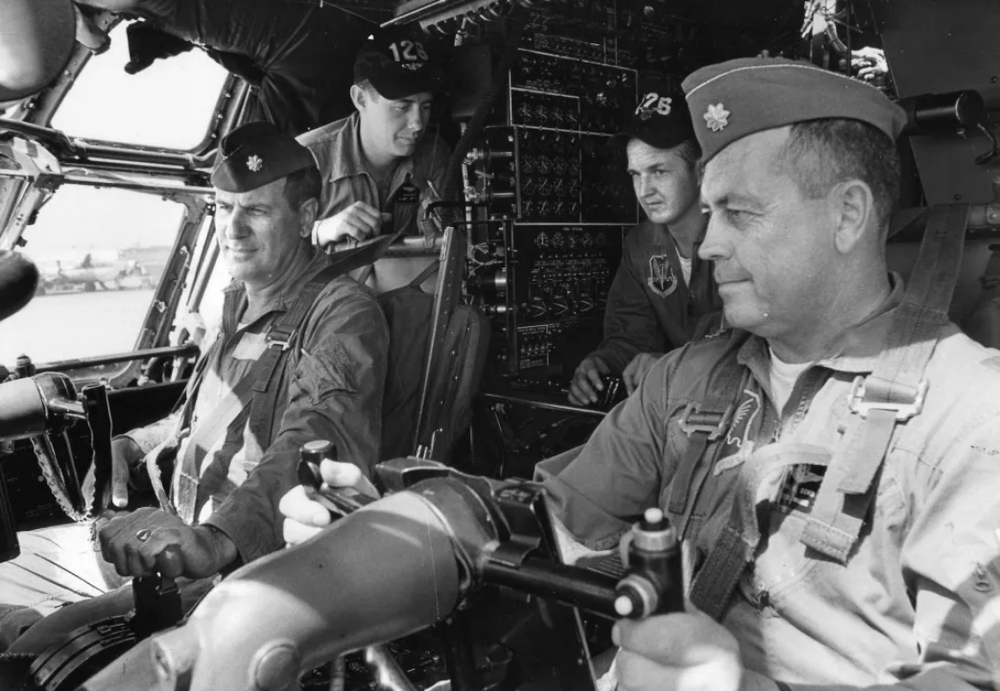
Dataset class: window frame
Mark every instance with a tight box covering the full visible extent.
[0,8,250,386]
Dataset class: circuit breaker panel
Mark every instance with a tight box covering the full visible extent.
[464,15,643,388]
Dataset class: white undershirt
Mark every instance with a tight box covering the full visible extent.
[678,254,692,285]
[769,347,812,416]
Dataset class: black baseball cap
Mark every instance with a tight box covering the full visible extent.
[610,89,696,153]
[353,30,441,100]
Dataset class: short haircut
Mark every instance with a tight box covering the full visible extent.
[355,78,380,100]
[673,138,702,168]
[282,165,322,210]
[623,137,701,172]
[773,118,901,229]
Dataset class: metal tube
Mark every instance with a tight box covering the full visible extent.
[72,142,200,168]
[33,343,199,374]
[481,556,620,618]
[381,0,464,28]
[363,645,419,691]
[481,391,607,419]
[0,169,212,195]
[0,118,202,168]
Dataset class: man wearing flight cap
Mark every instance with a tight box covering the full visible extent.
[532,57,1000,689]
[276,55,1000,686]
[0,121,389,654]
[568,88,722,407]
[298,28,452,248]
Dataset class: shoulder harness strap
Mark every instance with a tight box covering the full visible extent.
[801,203,970,561]
[666,334,747,538]
[174,259,368,522]
[688,205,970,619]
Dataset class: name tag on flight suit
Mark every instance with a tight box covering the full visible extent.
[389,179,422,205]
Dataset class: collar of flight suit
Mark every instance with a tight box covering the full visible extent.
[221,249,332,332]
[734,271,906,384]
[323,111,417,185]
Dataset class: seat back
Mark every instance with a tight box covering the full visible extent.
[377,285,489,461]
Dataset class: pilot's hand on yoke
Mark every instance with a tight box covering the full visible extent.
[96,507,236,579]
[613,610,749,691]
[315,201,392,247]
[568,355,610,406]
[279,458,380,546]
[109,435,145,508]
[622,352,662,396]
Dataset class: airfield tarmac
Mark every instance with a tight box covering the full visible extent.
[0,289,155,367]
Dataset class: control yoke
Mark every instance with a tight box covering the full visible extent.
[0,369,115,524]
[77,457,683,691]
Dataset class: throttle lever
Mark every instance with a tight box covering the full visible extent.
[297,440,377,518]
[129,572,182,639]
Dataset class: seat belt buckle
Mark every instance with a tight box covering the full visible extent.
[847,375,928,421]
[266,337,292,352]
[266,328,295,352]
[678,403,733,441]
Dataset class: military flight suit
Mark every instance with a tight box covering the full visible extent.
[0,253,389,640]
[540,276,1000,688]
[297,112,451,237]
[135,251,389,563]
[589,220,722,375]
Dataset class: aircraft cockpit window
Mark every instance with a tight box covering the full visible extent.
[0,186,186,367]
[49,23,227,152]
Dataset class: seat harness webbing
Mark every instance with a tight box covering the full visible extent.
[687,204,970,620]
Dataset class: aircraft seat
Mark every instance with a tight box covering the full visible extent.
[376,251,491,464]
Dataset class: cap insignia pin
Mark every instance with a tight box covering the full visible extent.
[704,103,730,132]
[246,155,263,172]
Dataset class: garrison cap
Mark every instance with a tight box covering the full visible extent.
[682,57,907,164]
[610,88,696,153]
[354,29,441,100]
[211,121,316,193]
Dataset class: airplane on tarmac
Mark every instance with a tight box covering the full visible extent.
[36,251,147,294]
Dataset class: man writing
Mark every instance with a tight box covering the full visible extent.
[569,91,720,406]
[298,30,451,247]
[286,58,1000,689]
[1,120,389,653]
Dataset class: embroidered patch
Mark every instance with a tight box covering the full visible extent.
[647,254,678,297]
[246,155,263,172]
[635,92,673,118]
[704,103,730,132]
[712,388,762,474]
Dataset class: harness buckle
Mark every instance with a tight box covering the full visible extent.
[266,336,292,352]
[847,375,928,422]
[678,402,733,441]
[266,327,295,352]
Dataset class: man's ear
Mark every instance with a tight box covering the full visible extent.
[350,84,367,112]
[830,179,875,254]
[299,197,319,238]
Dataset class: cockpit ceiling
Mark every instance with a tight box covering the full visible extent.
[69,0,806,135]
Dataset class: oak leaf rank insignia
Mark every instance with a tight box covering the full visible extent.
[704,103,730,132]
